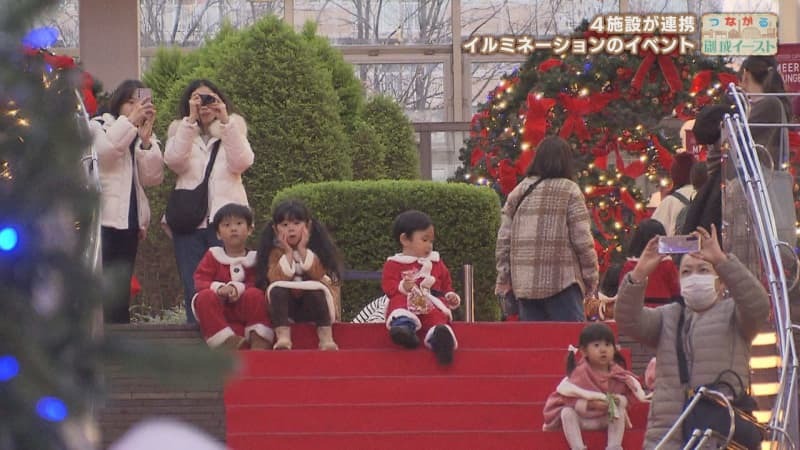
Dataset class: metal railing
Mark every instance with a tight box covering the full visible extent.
[721,86,799,449]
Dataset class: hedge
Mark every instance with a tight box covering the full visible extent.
[272,180,502,321]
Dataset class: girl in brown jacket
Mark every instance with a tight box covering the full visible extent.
[255,200,343,351]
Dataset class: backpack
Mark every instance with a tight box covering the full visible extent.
[672,191,691,235]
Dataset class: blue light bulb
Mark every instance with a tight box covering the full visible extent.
[0,227,18,251]
[0,355,19,382]
[36,397,68,422]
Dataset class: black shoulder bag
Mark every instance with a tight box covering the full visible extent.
[165,140,221,235]
[675,308,764,449]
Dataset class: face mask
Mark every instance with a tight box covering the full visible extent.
[681,274,719,311]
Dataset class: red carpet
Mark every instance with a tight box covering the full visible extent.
[224,322,647,450]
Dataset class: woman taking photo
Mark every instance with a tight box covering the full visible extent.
[164,79,254,323]
[90,79,163,323]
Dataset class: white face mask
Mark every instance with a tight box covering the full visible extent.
[681,274,719,311]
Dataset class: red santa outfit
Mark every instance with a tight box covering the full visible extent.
[192,247,272,348]
[382,251,460,349]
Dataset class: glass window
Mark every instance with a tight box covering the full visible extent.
[462,0,619,39]
[429,131,469,181]
[35,0,80,48]
[469,61,522,114]
[140,0,285,47]
[355,63,446,121]
[295,0,451,45]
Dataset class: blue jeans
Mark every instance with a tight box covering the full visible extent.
[173,227,221,323]
[517,283,585,322]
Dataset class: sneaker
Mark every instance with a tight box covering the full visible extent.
[389,325,420,349]
[430,325,454,365]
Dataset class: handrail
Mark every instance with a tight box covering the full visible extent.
[722,85,799,449]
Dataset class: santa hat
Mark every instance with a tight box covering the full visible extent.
[670,152,695,188]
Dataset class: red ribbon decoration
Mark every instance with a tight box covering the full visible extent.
[23,46,98,116]
[515,149,535,175]
[523,93,556,147]
[498,158,518,195]
[651,135,673,170]
[558,92,615,141]
[690,70,713,94]
[631,38,682,93]
[470,148,485,167]
[591,209,614,240]
[620,189,646,221]
[538,58,563,73]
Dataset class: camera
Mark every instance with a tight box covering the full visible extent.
[657,235,700,254]
[199,94,217,106]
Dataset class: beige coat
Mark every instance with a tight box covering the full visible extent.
[495,176,598,299]
[615,255,769,449]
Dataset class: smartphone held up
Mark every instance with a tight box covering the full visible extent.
[657,235,700,254]
[134,88,152,103]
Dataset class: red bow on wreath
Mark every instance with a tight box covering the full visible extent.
[558,92,616,141]
[631,36,682,93]
[22,46,98,116]
[523,93,556,148]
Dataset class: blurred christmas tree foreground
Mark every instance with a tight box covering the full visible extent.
[456,21,737,270]
[0,1,231,448]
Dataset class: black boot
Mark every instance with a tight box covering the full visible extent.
[429,325,455,365]
[389,317,420,349]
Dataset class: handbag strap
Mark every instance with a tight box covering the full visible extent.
[676,305,690,385]
[511,177,545,218]
[202,140,222,185]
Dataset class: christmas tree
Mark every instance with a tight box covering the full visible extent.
[457,21,736,270]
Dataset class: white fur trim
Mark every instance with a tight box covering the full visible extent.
[229,264,245,282]
[266,280,336,323]
[210,282,225,293]
[229,281,246,296]
[424,324,458,350]
[300,249,316,272]
[420,276,436,289]
[190,294,199,321]
[385,308,422,330]
[387,251,440,264]
[208,247,257,267]
[278,254,295,277]
[425,292,453,320]
[555,377,607,401]
[244,324,274,343]
[206,327,236,348]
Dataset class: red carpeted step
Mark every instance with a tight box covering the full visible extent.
[230,348,631,378]
[284,322,616,350]
[227,429,646,450]
[225,374,563,404]
[227,401,650,434]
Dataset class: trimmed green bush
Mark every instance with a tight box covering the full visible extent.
[272,180,501,321]
[300,21,364,134]
[364,95,420,180]
[350,120,387,180]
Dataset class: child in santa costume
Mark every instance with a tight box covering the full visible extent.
[193,203,272,351]
[255,200,343,351]
[542,323,650,450]
[382,210,461,365]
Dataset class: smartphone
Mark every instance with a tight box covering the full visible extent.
[199,93,217,106]
[134,88,152,103]
[658,235,700,254]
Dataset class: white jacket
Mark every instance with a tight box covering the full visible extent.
[90,113,164,231]
[164,114,253,230]
[651,184,695,236]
